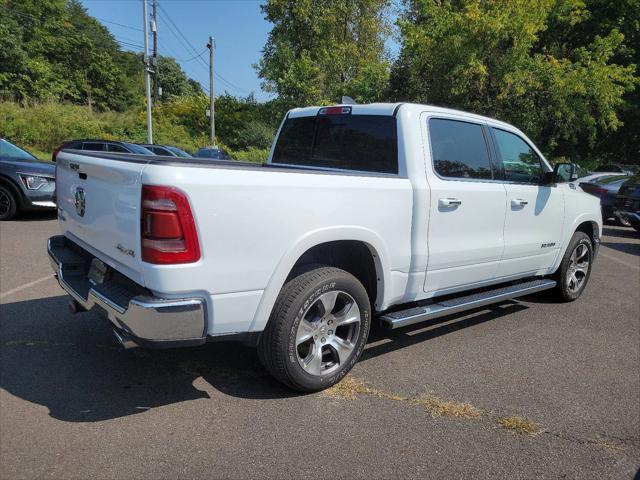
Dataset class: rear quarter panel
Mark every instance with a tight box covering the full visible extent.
[140,164,413,334]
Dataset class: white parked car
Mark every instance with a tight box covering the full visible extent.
[49,103,602,392]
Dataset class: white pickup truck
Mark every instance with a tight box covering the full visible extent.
[49,103,601,392]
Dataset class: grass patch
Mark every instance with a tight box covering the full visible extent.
[323,376,374,400]
[592,434,624,452]
[497,415,542,435]
[410,395,482,418]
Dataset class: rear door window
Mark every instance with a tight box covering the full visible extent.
[64,141,82,150]
[108,143,128,153]
[273,114,398,174]
[428,118,493,180]
[150,147,171,155]
[83,142,105,152]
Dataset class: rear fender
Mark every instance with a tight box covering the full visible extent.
[248,226,391,332]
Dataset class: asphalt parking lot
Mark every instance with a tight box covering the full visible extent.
[1,212,639,479]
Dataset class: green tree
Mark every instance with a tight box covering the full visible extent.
[0,0,138,109]
[390,0,638,162]
[257,0,392,105]
[0,0,207,111]
[156,56,203,98]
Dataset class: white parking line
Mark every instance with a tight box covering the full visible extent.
[598,251,640,271]
[0,275,54,300]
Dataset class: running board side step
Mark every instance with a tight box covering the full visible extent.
[380,279,556,330]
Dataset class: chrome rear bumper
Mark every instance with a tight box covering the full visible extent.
[48,235,206,348]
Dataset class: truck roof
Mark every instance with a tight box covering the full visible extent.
[287,102,514,130]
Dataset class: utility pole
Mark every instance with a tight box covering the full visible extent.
[207,36,215,145]
[151,0,159,106]
[142,0,153,143]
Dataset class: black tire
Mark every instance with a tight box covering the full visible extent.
[258,266,371,392]
[552,231,593,302]
[0,185,18,221]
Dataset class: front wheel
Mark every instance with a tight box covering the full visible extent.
[0,185,18,221]
[552,231,593,302]
[258,266,371,392]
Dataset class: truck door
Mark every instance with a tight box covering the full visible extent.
[423,117,506,295]
[489,127,564,278]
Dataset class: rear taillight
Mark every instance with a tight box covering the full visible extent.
[141,185,200,264]
[52,145,62,162]
[580,184,607,197]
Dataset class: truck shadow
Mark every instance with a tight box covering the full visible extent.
[11,210,57,222]
[363,301,527,360]
[1,295,526,423]
[0,295,291,423]
[602,226,639,240]
[600,241,640,256]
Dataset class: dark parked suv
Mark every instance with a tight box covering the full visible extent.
[52,140,155,161]
[616,175,640,232]
[0,138,56,220]
[194,146,231,160]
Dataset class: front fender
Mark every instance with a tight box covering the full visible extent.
[551,211,602,273]
[248,226,391,332]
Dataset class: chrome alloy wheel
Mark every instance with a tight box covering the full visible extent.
[295,290,361,376]
[566,242,591,294]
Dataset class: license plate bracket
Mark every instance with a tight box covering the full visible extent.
[88,258,110,285]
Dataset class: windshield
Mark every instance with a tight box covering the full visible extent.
[594,164,619,172]
[594,175,628,185]
[0,139,38,161]
[167,146,192,158]
[123,143,155,155]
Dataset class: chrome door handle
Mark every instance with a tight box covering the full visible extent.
[439,198,462,207]
[511,198,529,207]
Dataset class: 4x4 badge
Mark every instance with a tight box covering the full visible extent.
[116,244,135,257]
[74,188,85,217]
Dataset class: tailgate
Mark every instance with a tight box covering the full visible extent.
[56,151,150,285]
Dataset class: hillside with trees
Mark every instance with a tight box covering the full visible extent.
[0,0,637,165]
[0,0,282,158]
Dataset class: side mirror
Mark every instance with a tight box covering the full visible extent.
[553,162,579,183]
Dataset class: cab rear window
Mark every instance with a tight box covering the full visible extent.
[272,114,398,174]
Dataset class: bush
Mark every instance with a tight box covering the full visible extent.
[0,100,275,158]
[230,147,270,163]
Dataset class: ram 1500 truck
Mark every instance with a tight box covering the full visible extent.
[48,103,601,392]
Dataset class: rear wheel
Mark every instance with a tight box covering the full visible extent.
[258,266,371,392]
[552,231,593,302]
[0,185,18,221]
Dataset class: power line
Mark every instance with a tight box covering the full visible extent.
[154,6,213,92]
[116,39,144,50]
[179,49,208,63]
[95,17,143,32]
[156,4,252,95]
[215,71,251,94]
[115,34,145,45]
[1,2,245,96]
[157,4,208,69]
